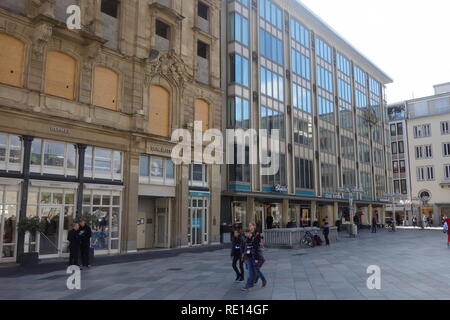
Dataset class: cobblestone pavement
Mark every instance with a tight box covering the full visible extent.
[1,228,449,300]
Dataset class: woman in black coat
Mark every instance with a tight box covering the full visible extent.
[231,230,245,281]
[67,223,80,266]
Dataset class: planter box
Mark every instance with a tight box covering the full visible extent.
[19,252,39,267]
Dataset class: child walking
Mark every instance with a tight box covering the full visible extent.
[231,230,245,281]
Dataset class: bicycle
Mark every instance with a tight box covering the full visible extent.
[301,231,315,247]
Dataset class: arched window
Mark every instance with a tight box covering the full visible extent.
[195,99,210,131]
[0,33,25,87]
[149,85,170,137]
[93,66,118,110]
[44,51,76,100]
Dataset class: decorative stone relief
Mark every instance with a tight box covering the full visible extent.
[31,22,53,60]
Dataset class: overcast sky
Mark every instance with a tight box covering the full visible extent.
[299,0,450,103]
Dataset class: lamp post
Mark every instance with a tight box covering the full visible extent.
[338,186,365,236]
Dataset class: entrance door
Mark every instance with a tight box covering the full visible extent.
[189,198,208,246]
[255,205,265,233]
[155,207,167,247]
[39,207,62,256]
[0,186,19,262]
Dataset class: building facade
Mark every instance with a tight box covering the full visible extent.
[220,0,393,234]
[0,0,222,263]
[388,83,450,226]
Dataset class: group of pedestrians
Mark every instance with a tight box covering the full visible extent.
[67,219,92,269]
[230,222,267,292]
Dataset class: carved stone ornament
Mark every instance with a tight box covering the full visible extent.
[82,42,102,72]
[30,0,56,18]
[145,50,191,90]
[31,22,53,59]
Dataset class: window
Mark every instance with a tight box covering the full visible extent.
[415,146,423,159]
[319,129,335,154]
[0,133,22,171]
[358,143,370,163]
[294,118,313,147]
[318,96,334,123]
[338,79,352,103]
[394,180,400,193]
[139,155,175,185]
[229,145,250,183]
[400,179,407,194]
[0,33,25,87]
[399,160,406,173]
[260,106,285,139]
[194,99,210,131]
[355,89,367,108]
[148,85,170,137]
[198,2,209,20]
[396,123,403,136]
[414,124,431,138]
[369,77,380,96]
[321,163,336,194]
[197,41,209,59]
[441,121,449,135]
[337,53,350,76]
[260,29,283,65]
[393,161,398,173]
[30,139,77,176]
[417,166,434,181]
[228,96,250,129]
[342,168,356,188]
[156,20,170,39]
[189,164,208,186]
[290,18,310,48]
[101,0,118,18]
[259,0,283,30]
[84,146,122,180]
[295,158,314,189]
[316,65,333,93]
[444,143,450,157]
[229,12,249,46]
[229,54,249,87]
[398,141,404,154]
[373,149,383,167]
[341,136,354,160]
[292,83,311,113]
[260,67,284,101]
[354,66,367,86]
[390,124,397,136]
[93,66,118,110]
[315,38,332,63]
[44,51,76,100]
[391,142,397,154]
[445,165,450,179]
[424,145,432,158]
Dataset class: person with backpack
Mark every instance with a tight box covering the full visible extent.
[248,222,263,284]
[241,229,267,291]
[231,229,245,282]
[322,222,330,246]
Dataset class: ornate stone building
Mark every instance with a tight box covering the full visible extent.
[0,0,222,263]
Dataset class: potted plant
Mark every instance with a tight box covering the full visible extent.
[17,217,45,266]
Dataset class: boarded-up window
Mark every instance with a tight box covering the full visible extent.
[195,99,210,131]
[93,66,118,110]
[0,33,25,87]
[149,85,170,136]
[44,51,76,99]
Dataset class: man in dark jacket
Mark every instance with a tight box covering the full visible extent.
[231,230,245,281]
[371,216,378,233]
[78,219,92,268]
[67,223,80,266]
[323,222,330,246]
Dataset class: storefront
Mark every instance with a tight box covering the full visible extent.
[0,179,20,263]
[288,203,312,227]
[188,193,209,246]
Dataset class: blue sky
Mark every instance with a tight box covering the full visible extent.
[299,0,450,103]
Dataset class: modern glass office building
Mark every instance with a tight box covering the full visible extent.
[221,0,393,233]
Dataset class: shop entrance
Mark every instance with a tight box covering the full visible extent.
[188,197,208,246]
[0,183,19,263]
[137,197,170,249]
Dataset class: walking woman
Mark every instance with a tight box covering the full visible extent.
[242,229,267,291]
[231,230,245,281]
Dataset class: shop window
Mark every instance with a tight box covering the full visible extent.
[0,185,19,262]
[93,66,118,110]
[0,133,22,172]
[30,139,77,177]
[44,51,76,100]
[194,99,210,131]
[139,155,175,186]
[82,189,121,252]
[84,146,122,181]
[148,85,170,137]
[0,33,25,87]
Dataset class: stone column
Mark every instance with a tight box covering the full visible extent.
[121,151,140,252]
[209,164,221,244]
[76,144,86,217]
[246,197,255,227]
[332,202,339,226]
[311,201,317,224]
[282,199,289,228]
[177,164,189,247]
[368,204,373,227]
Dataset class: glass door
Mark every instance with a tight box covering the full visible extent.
[156,207,167,247]
[0,186,19,262]
[188,198,208,246]
[39,207,61,256]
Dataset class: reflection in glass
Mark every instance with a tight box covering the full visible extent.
[9,136,21,164]
[0,134,6,162]
[151,157,164,177]
[44,141,65,167]
[30,138,42,165]
[67,144,77,169]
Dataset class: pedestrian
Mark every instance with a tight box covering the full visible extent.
[353,213,360,230]
[323,221,330,246]
[78,219,92,269]
[231,230,245,282]
[423,215,428,229]
[248,222,263,284]
[371,216,377,233]
[266,214,274,230]
[412,216,417,228]
[242,229,267,291]
[67,223,80,266]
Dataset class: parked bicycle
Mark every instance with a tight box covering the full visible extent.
[301,231,315,247]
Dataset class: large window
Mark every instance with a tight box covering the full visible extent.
[44,51,76,100]
[260,28,283,65]
[295,158,314,190]
[290,18,309,48]
[318,96,334,123]
[93,66,118,110]
[319,129,335,154]
[291,49,310,80]
[229,12,249,46]
[259,0,283,30]
[354,66,367,86]
[293,118,313,147]
[30,139,76,176]
[316,65,333,93]
[443,143,450,157]
[82,189,121,252]
[358,142,370,163]
[229,145,250,184]
[139,155,175,186]
[292,83,311,113]
[84,147,122,181]
[414,124,431,138]
[417,166,434,181]
[355,89,367,109]
[0,33,25,87]
[0,133,22,172]
[321,163,336,194]
[229,54,249,87]
[149,85,170,137]
[315,38,332,63]
[260,106,285,139]
[337,53,350,76]
[341,136,355,160]
[338,79,352,103]
[0,185,18,261]
[260,67,284,101]
[228,96,250,129]
[189,164,208,187]
[194,99,210,131]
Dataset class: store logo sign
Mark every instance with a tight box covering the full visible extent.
[66,265,81,290]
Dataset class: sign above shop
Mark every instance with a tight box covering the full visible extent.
[50,127,69,134]
[273,184,288,193]
[147,143,173,156]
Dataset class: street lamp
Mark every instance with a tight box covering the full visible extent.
[338,186,365,236]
